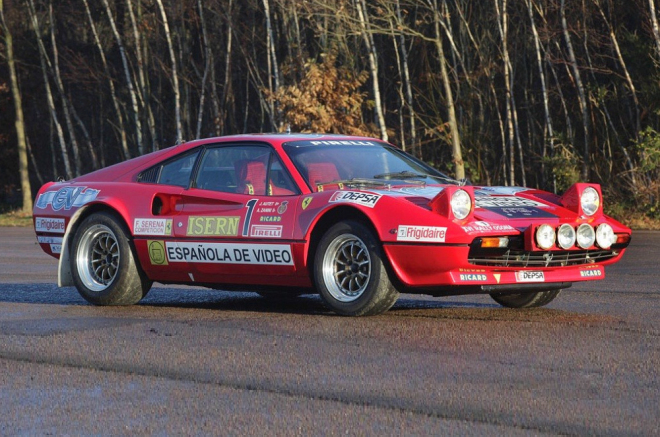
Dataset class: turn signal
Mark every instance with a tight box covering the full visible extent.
[481,237,509,248]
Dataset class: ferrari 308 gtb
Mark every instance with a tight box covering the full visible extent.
[33,133,632,315]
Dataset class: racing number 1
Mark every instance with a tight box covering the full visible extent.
[242,198,258,237]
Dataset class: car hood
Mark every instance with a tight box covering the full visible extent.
[372,185,573,221]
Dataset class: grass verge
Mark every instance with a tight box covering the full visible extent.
[0,210,33,227]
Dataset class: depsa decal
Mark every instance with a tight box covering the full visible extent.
[165,242,293,265]
[329,191,381,208]
[36,186,100,210]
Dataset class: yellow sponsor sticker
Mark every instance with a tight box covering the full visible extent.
[148,240,168,265]
[302,197,312,210]
[186,216,240,236]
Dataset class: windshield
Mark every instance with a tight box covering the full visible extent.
[283,140,456,191]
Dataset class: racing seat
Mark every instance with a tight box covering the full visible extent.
[307,162,341,192]
[235,159,267,195]
[234,159,296,196]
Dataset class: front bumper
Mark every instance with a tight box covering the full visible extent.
[383,243,626,289]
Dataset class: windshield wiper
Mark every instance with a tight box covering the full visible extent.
[329,178,387,187]
[373,171,426,179]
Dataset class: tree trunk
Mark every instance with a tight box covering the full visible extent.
[396,0,417,155]
[561,0,590,181]
[355,0,388,141]
[430,0,464,179]
[155,0,182,143]
[527,0,555,191]
[649,0,660,60]
[101,0,143,154]
[126,0,157,150]
[196,0,210,139]
[26,0,71,179]
[48,2,82,176]
[83,0,130,161]
[0,0,32,212]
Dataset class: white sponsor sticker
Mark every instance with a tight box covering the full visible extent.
[35,186,100,210]
[462,221,517,233]
[329,191,381,208]
[310,140,376,146]
[37,236,63,244]
[459,273,488,281]
[250,225,283,238]
[134,218,173,236]
[165,242,293,265]
[475,196,545,208]
[515,271,545,283]
[397,225,447,242]
[580,269,603,278]
[50,244,62,254]
[35,217,66,233]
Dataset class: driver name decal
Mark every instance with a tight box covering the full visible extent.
[329,191,381,208]
[165,242,293,265]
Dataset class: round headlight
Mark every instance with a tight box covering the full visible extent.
[451,189,472,220]
[536,224,556,249]
[596,223,615,249]
[576,224,596,249]
[580,187,600,216]
[557,224,576,249]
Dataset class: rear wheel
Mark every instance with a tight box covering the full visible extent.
[490,290,561,308]
[314,220,399,316]
[71,212,152,305]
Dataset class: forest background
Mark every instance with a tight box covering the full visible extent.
[1,0,660,228]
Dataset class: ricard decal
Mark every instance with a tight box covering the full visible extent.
[165,242,293,265]
[397,225,447,242]
[134,218,173,236]
[515,271,545,283]
[580,268,603,278]
[35,217,66,233]
[35,186,100,211]
[329,191,381,208]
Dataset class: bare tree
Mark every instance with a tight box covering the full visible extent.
[0,0,32,211]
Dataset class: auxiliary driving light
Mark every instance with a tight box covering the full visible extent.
[557,224,576,249]
[535,224,556,250]
[596,223,616,249]
[576,223,596,249]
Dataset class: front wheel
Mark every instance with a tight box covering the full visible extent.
[314,220,399,316]
[71,212,152,305]
[490,290,561,309]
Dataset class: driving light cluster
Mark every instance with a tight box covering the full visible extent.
[535,223,617,250]
[451,189,472,220]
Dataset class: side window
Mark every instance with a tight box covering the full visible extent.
[156,151,200,187]
[195,145,299,196]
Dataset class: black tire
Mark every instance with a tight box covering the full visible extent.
[490,290,561,309]
[70,212,152,305]
[314,220,399,316]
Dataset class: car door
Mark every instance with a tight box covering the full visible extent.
[174,143,301,285]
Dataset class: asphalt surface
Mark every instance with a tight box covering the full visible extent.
[0,226,658,435]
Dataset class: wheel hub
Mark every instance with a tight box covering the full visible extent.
[322,234,371,303]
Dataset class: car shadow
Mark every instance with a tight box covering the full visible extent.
[0,282,502,316]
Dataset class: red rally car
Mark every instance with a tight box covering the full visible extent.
[33,133,632,316]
